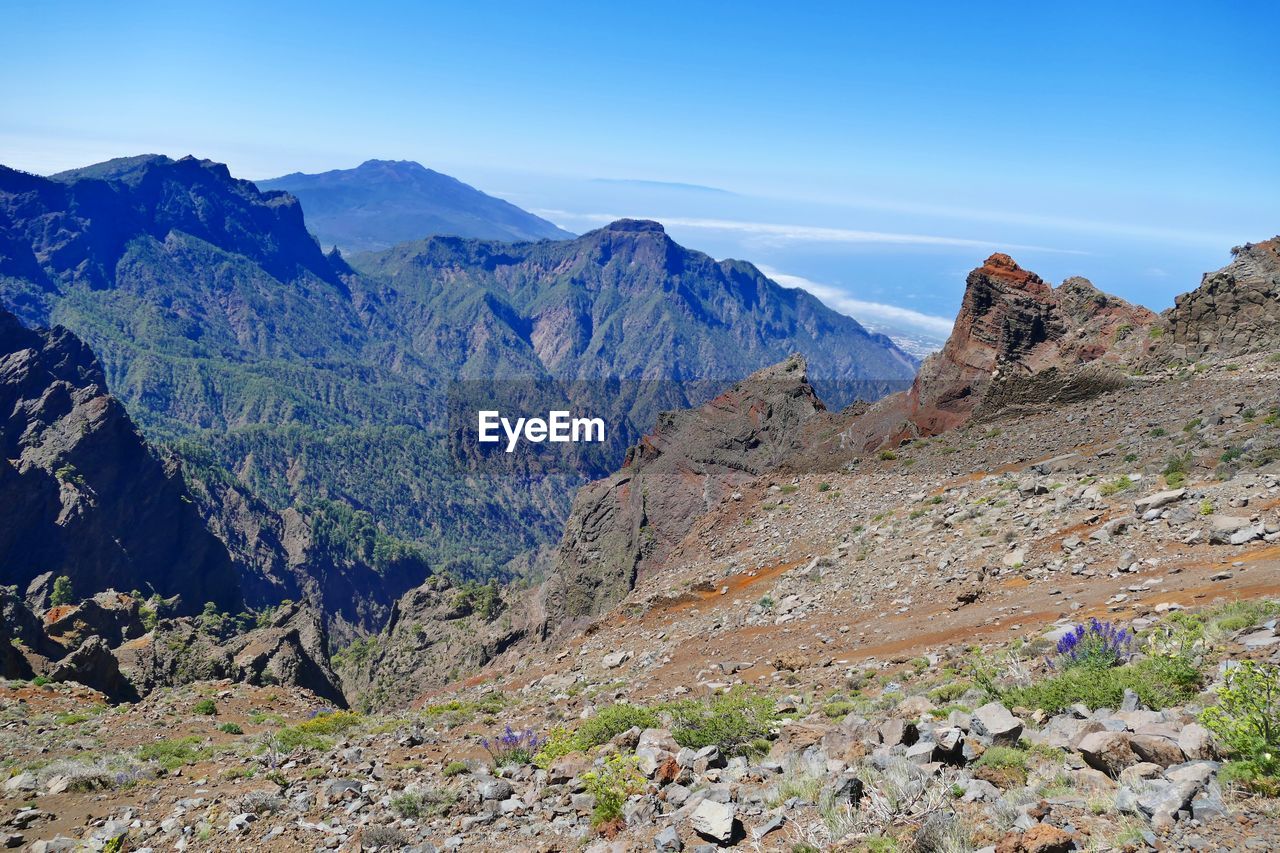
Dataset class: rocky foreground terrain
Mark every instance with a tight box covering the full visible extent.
[3,240,1280,851]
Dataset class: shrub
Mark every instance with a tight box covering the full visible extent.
[973,745,1028,786]
[667,688,776,756]
[1201,661,1280,779]
[818,482,831,492]
[481,725,545,767]
[575,703,659,750]
[272,728,333,753]
[1099,475,1134,496]
[878,449,898,461]
[928,680,972,704]
[137,737,211,770]
[1003,655,1201,714]
[235,789,283,814]
[1162,453,1191,488]
[1219,759,1280,796]
[193,699,217,716]
[390,786,457,819]
[217,722,243,734]
[296,709,362,735]
[822,700,858,718]
[362,827,412,849]
[1051,619,1133,670]
[1221,446,1244,463]
[582,754,644,828]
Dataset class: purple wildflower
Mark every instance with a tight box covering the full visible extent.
[481,724,545,767]
[1050,618,1133,669]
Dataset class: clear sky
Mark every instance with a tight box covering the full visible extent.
[3,1,1277,351]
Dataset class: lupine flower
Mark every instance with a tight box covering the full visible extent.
[480,725,545,767]
[1050,618,1133,669]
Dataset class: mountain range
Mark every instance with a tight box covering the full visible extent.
[0,154,918,597]
[258,159,574,251]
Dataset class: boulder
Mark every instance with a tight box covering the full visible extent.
[689,799,736,844]
[1134,489,1185,515]
[1128,734,1185,768]
[995,823,1074,853]
[1078,731,1139,776]
[972,702,1024,746]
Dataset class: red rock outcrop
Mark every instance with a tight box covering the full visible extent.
[840,254,1157,450]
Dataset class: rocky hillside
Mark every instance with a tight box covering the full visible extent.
[0,308,242,613]
[542,354,828,634]
[258,159,574,251]
[4,347,1277,851]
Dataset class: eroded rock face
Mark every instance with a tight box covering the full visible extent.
[0,310,243,613]
[1161,237,1280,360]
[838,254,1156,451]
[335,575,528,710]
[541,354,825,633]
[114,600,345,707]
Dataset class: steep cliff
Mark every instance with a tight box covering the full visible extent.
[0,309,243,612]
[1160,237,1280,360]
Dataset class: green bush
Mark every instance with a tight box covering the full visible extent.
[667,688,776,756]
[973,745,1028,785]
[138,737,211,770]
[1219,759,1280,796]
[928,680,972,704]
[582,754,644,827]
[1002,655,1201,714]
[442,760,468,777]
[217,722,243,734]
[574,703,659,750]
[295,710,362,735]
[1201,661,1280,779]
[1099,475,1135,496]
[390,786,456,819]
[193,699,217,716]
[272,727,332,752]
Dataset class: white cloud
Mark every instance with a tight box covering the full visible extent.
[533,210,1086,255]
[756,265,955,341]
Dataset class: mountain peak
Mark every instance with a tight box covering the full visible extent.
[357,159,430,173]
[601,218,665,234]
[259,161,573,249]
[979,252,1045,290]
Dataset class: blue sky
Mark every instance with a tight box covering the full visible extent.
[3,1,1277,352]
